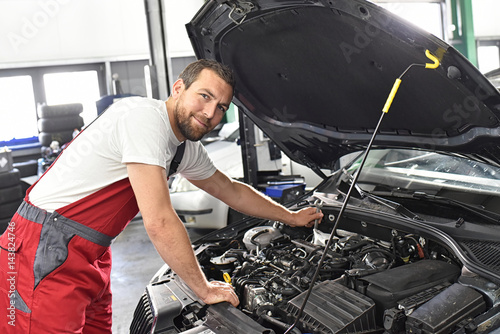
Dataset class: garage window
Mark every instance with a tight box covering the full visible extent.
[44,70,101,126]
[376,2,444,39]
[478,45,500,74]
[0,75,38,142]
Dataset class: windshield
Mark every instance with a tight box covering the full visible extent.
[348,149,500,199]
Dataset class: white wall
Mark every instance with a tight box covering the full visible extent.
[163,0,205,58]
[0,0,207,68]
[0,0,150,67]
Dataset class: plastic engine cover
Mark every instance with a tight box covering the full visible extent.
[285,280,377,334]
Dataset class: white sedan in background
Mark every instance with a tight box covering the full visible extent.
[169,122,323,229]
[169,122,243,229]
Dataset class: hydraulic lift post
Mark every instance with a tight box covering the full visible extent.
[238,111,259,189]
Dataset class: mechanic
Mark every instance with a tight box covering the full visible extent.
[0,59,323,333]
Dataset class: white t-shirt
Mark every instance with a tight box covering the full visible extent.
[29,97,217,212]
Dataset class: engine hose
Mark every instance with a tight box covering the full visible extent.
[248,266,273,278]
[307,248,323,262]
[260,314,301,334]
[289,258,307,270]
[262,275,298,296]
[223,251,245,264]
[251,228,271,247]
[290,262,311,279]
[357,247,398,262]
[264,243,290,257]
[341,239,371,253]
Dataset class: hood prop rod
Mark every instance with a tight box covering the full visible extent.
[284,49,440,334]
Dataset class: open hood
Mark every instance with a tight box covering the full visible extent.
[186,0,500,170]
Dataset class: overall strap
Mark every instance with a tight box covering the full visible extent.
[168,141,186,177]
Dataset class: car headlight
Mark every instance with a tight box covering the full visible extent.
[170,176,199,192]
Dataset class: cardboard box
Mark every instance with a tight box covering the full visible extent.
[0,148,13,173]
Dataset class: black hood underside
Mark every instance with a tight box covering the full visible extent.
[187,0,500,170]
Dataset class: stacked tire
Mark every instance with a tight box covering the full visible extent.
[37,103,84,147]
[0,168,23,234]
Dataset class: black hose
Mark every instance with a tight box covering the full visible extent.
[251,228,270,247]
[261,314,301,334]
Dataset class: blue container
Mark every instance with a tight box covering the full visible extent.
[265,183,305,198]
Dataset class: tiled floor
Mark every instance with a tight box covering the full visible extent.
[110,218,208,333]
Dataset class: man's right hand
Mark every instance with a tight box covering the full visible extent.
[198,281,240,307]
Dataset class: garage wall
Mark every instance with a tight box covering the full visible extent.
[0,0,207,69]
[163,0,205,58]
[0,0,150,67]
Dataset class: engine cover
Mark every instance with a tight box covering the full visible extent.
[285,280,377,334]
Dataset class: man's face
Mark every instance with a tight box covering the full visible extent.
[173,69,233,141]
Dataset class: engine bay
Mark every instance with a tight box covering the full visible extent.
[138,206,500,334]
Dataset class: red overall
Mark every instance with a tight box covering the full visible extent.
[0,176,139,333]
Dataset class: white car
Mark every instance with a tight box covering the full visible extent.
[170,122,322,229]
[169,122,243,229]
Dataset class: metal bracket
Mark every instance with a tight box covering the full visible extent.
[228,1,255,25]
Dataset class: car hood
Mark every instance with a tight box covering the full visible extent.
[186,0,500,172]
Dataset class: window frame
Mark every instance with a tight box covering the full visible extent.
[477,39,500,73]
[0,63,106,147]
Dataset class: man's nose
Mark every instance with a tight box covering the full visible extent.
[203,104,217,119]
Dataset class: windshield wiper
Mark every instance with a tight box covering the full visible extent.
[370,188,500,224]
[360,187,423,220]
[412,191,500,224]
[339,169,422,220]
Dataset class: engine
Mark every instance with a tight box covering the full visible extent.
[167,221,492,334]
[131,218,500,334]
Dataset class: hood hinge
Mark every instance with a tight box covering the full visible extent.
[216,0,256,25]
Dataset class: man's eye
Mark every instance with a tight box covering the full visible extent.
[201,93,208,99]
[218,106,227,112]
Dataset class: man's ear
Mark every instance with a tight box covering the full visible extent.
[171,79,184,98]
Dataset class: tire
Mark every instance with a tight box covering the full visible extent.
[0,168,21,188]
[0,185,23,205]
[39,130,75,147]
[20,179,31,196]
[13,160,38,177]
[37,103,83,118]
[0,199,22,219]
[38,115,84,133]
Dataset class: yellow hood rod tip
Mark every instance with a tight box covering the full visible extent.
[382,49,440,114]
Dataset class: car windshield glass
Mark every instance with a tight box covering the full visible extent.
[345,149,500,213]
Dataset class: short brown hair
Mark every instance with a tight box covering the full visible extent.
[178,59,235,93]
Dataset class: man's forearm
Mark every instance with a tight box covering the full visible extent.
[128,164,239,306]
[223,180,294,224]
[192,170,322,228]
[144,216,209,299]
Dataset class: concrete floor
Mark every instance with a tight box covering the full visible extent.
[110,217,208,333]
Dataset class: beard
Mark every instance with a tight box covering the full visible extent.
[173,97,210,142]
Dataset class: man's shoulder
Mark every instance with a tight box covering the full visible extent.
[110,96,164,111]
[104,97,167,126]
